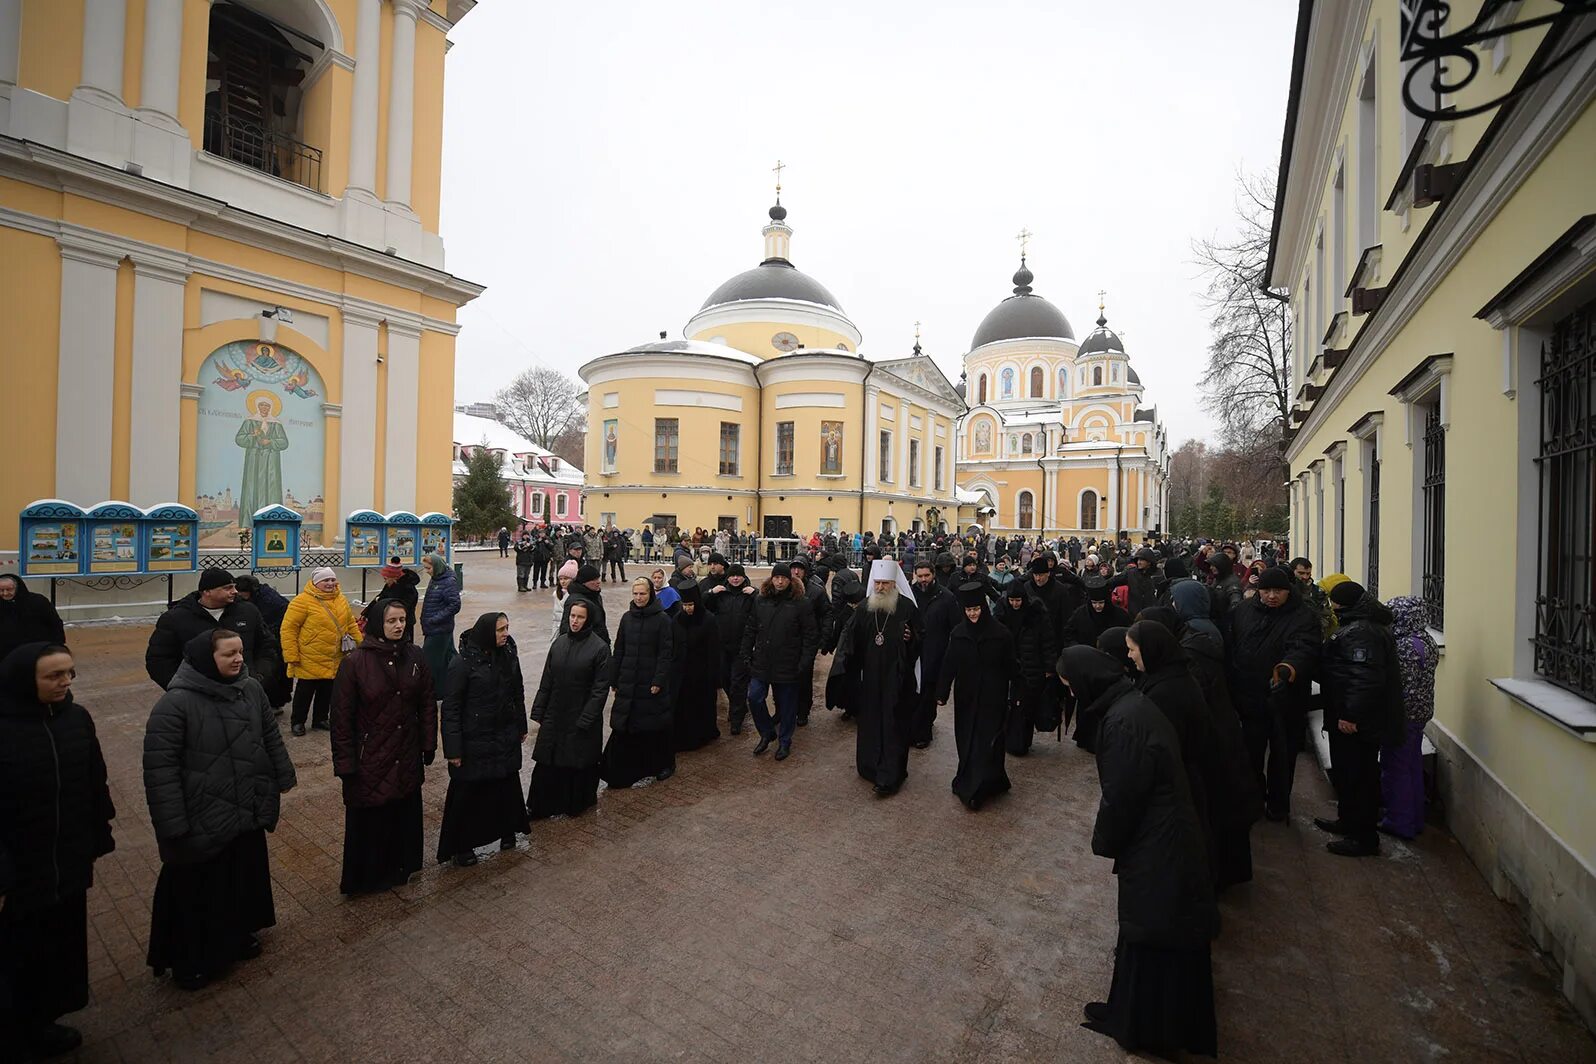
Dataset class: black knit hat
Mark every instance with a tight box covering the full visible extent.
[1005,581,1027,600]
[728,563,747,578]
[772,562,793,579]
[1255,566,1293,590]
[1329,580,1365,607]
[575,563,601,584]
[199,569,234,592]
[1030,557,1050,574]
[708,552,728,567]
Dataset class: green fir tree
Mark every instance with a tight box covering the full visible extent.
[452,447,519,540]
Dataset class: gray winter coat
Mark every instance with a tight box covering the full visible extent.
[142,662,296,864]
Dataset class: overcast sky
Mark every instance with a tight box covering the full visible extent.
[439,0,1299,446]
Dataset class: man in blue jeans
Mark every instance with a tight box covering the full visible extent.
[740,562,818,761]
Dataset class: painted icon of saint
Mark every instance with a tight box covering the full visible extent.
[237,390,289,523]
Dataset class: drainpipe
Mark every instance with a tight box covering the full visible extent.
[859,364,874,536]
[1034,425,1048,538]
[1113,446,1123,537]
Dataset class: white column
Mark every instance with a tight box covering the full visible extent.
[137,0,184,125]
[383,0,421,208]
[78,0,127,102]
[128,255,189,505]
[1103,462,1116,536]
[56,238,122,503]
[340,310,382,513]
[383,320,421,512]
[0,0,20,93]
[863,386,879,488]
[347,0,382,194]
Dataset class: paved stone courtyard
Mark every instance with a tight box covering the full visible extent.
[46,554,1596,1062]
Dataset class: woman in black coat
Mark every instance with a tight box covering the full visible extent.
[0,576,66,663]
[527,599,610,819]
[330,601,437,894]
[1126,619,1215,866]
[1138,606,1258,891]
[936,584,1018,811]
[601,579,678,788]
[0,643,114,1059]
[1059,646,1218,1059]
[144,629,296,990]
[438,613,529,867]
[996,582,1054,755]
[671,583,721,751]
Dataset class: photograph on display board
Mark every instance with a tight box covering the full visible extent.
[195,341,327,547]
[28,523,78,564]
[348,527,381,564]
[389,528,417,559]
[147,525,193,564]
[264,528,289,554]
[92,523,138,562]
[421,528,446,556]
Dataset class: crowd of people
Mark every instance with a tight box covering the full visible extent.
[0,523,1438,1060]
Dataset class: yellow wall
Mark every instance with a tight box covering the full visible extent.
[1288,97,1596,862]
[176,0,208,143]
[689,321,856,360]
[411,22,447,232]
[111,258,135,500]
[0,228,64,539]
[760,380,863,492]
[17,0,84,103]
[416,329,456,513]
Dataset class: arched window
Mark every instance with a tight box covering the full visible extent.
[1058,367,1069,397]
[1112,363,1120,382]
[1093,366,1103,386]
[1021,433,1033,454]
[1029,366,1044,397]
[1018,491,1035,529]
[1080,490,1098,530]
[977,374,988,405]
[203,3,330,192]
[1001,368,1015,397]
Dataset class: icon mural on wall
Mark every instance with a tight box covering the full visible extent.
[820,421,844,475]
[973,419,992,454]
[196,341,326,548]
[602,420,618,473]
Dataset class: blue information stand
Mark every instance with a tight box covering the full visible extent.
[382,511,421,567]
[250,505,303,571]
[419,512,454,562]
[344,510,386,567]
[20,499,200,578]
[141,505,199,573]
[19,500,87,576]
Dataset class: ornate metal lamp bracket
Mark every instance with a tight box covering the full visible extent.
[1401,0,1596,121]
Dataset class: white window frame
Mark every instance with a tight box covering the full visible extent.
[555,493,568,517]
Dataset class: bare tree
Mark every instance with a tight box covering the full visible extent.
[1192,170,1293,452]
[494,366,584,451]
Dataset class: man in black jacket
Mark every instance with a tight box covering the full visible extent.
[1108,547,1159,618]
[144,570,277,690]
[910,561,961,748]
[740,563,818,760]
[513,534,537,592]
[530,531,553,589]
[787,555,831,727]
[1227,567,1321,821]
[1025,558,1081,730]
[704,563,758,734]
[1315,581,1402,856]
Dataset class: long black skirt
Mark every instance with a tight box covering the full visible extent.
[147,829,275,979]
[341,790,424,894]
[672,690,721,752]
[435,775,529,862]
[526,762,601,819]
[1086,932,1218,1057]
[601,727,674,788]
[0,891,88,1035]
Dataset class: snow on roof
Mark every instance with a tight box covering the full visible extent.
[954,486,986,505]
[452,412,584,483]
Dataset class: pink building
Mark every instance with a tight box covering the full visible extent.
[452,410,584,526]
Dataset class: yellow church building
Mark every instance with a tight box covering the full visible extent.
[581,197,966,539]
[954,268,1170,539]
[1268,0,1596,1028]
[0,0,482,551]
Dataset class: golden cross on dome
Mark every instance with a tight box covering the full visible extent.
[772,159,785,201]
[1016,227,1033,259]
[914,320,922,341]
[1098,289,1107,313]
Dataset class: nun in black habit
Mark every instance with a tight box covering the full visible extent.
[1059,646,1218,1059]
[996,581,1054,755]
[936,583,1018,810]
[670,583,721,752]
[437,613,531,866]
[601,579,678,787]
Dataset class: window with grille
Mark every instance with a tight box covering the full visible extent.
[654,418,678,474]
[1336,459,1346,574]
[775,421,795,475]
[1533,299,1596,698]
[1018,492,1034,529]
[934,446,944,491]
[879,430,893,482]
[909,439,921,487]
[718,422,740,476]
[1421,403,1446,630]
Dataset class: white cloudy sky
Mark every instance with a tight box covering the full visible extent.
[439,0,1299,446]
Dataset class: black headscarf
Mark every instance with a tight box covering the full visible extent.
[1057,645,1132,708]
[1135,606,1186,639]
[1095,626,1137,679]
[465,612,507,653]
[564,599,596,641]
[1127,619,1184,676]
[0,641,70,707]
[182,628,243,683]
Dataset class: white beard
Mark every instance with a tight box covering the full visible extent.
[866,586,899,615]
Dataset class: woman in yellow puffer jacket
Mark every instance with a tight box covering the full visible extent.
[281,567,362,736]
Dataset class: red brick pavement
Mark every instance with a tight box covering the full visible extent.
[39,554,1596,1062]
